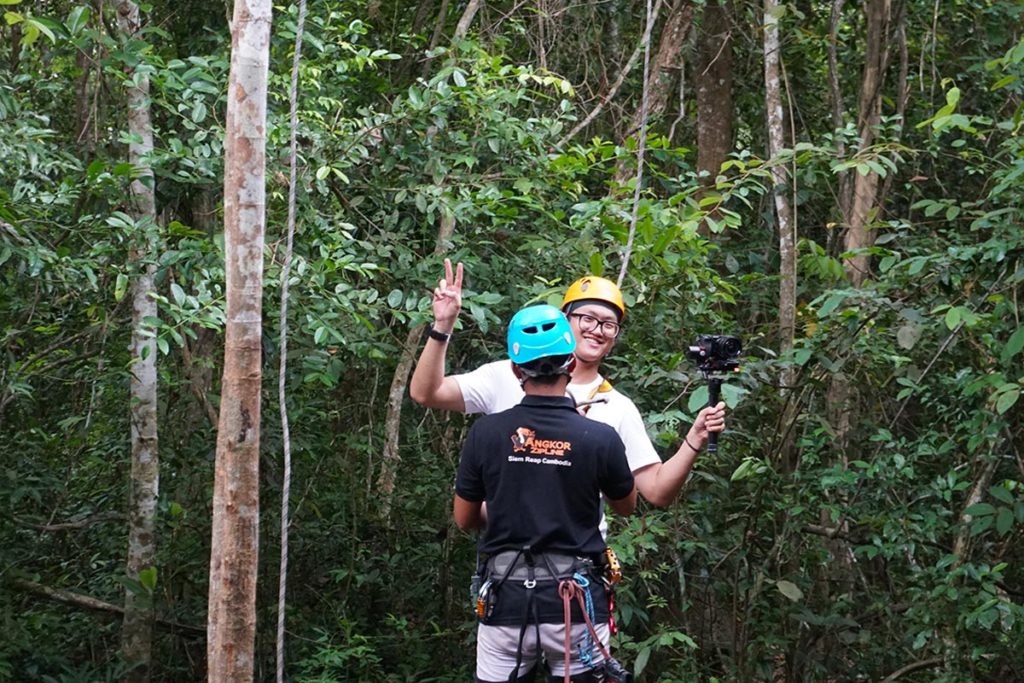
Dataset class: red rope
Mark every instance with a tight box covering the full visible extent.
[558,579,614,683]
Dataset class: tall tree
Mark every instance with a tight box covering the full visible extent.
[695,0,733,231]
[116,1,159,679]
[764,0,796,470]
[207,0,271,679]
[841,0,891,284]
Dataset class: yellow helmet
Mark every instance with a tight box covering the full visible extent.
[561,276,626,320]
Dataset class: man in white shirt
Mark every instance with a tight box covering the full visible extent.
[410,259,727,508]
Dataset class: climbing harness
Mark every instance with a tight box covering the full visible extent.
[474,548,610,683]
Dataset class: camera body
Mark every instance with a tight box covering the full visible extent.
[599,656,634,682]
[686,334,742,373]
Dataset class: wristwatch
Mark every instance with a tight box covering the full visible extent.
[427,325,452,343]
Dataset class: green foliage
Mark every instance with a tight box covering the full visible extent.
[2,0,1024,681]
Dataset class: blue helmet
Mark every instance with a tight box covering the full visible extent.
[507,305,576,373]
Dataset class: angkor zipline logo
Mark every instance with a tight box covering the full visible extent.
[510,427,573,457]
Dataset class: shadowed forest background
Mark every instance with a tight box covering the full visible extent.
[1,0,1023,680]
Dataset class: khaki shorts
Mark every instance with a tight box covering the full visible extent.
[475,621,610,682]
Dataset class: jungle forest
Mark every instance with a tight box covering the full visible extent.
[1,0,1023,680]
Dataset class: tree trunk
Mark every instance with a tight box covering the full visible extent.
[454,0,482,40]
[377,213,456,522]
[764,0,796,472]
[207,1,271,680]
[116,2,159,680]
[842,0,890,285]
[612,0,693,188]
[827,0,850,227]
[695,0,733,232]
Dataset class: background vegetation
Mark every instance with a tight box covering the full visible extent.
[1,0,1022,680]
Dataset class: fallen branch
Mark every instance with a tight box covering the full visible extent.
[879,657,943,682]
[8,577,204,636]
[14,511,125,532]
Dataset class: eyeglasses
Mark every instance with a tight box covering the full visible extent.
[569,312,621,337]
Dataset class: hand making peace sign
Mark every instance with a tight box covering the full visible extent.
[432,258,464,333]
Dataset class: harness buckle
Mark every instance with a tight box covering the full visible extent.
[523,578,536,589]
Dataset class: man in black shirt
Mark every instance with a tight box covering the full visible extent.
[454,304,636,683]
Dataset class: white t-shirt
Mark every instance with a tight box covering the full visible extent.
[455,360,661,536]
[455,360,661,475]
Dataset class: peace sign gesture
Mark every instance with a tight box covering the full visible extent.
[432,258,463,333]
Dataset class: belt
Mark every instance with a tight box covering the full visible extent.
[485,550,598,582]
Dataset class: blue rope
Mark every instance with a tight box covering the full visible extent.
[573,572,596,666]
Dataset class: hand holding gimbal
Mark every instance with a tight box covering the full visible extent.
[686,335,741,453]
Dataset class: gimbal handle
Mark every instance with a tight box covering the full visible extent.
[707,377,722,454]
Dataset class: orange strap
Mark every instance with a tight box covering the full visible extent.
[579,379,614,415]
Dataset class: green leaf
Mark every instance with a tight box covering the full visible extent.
[25,17,55,43]
[315,166,331,181]
[633,647,651,677]
[1001,326,1024,364]
[588,252,603,277]
[0,0,22,5]
[66,5,90,35]
[170,283,186,306]
[996,507,1014,536]
[944,307,962,330]
[687,385,709,413]
[115,274,128,302]
[995,386,1019,415]
[776,580,804,602]
[138,566,158,592]
[965,503,995,517]
[4,10,21,25]
[452,69,467,87]
[386,289,403,308]
[989,486,1015,505]
[156,336,169,355]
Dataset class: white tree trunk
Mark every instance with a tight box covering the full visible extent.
[764,0,796,388]
[207,1,271,680]
[116,1,159,680]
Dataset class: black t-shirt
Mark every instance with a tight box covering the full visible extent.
[455,394,634,557]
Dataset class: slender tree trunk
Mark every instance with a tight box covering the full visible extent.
[842,0,891,285]
[207,1,271,680]
[421,0,451,77]
[612,0,693,186]
[116,2,159,680]
[764,0,797,473]
[827,0,850,227]
[377,213,456,522]
[695,0,733,232]
[609,0,690,190]
[276,1,307,680]
[454,0,482,40]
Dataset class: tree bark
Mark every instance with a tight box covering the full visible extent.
[842,0,891,285]
[207,1,271,680]
[116,2,159,680]
[454,0,482,40]
[764,0,796,472]
[377,213,456,522]
[611,0,693,188]
[695,0,733,232]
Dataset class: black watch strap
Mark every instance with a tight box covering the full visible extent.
[427,325,452,343]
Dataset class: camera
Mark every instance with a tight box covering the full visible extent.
[686,334,742,373]
[599,656,634,683]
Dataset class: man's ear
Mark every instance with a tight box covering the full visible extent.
[567,355,577,374]
[511,363,525,381]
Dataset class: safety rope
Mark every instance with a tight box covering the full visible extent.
[558,577,614,683]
